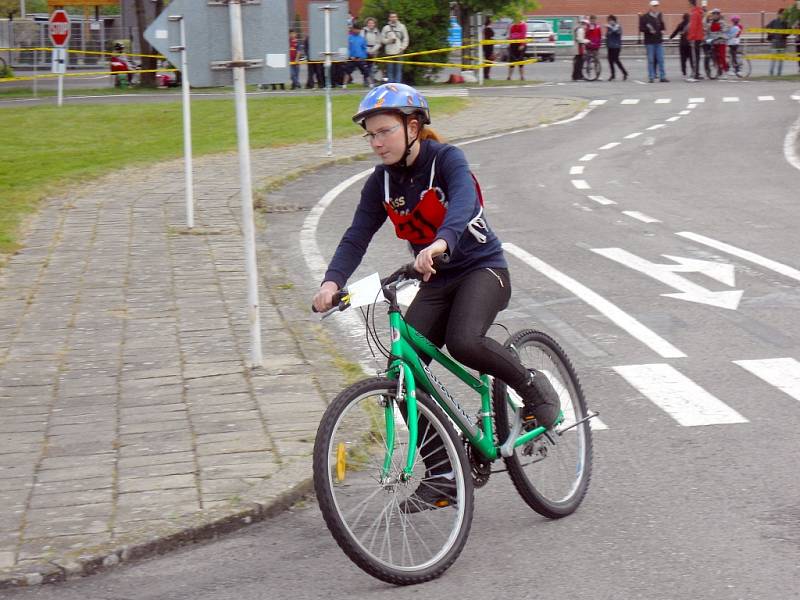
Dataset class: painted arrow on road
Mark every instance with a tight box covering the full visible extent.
[591,248,743,310]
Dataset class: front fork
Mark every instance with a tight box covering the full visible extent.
[382,361,417,481]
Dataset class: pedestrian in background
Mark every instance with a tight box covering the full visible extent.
[606,15,628,80]
[727,15,743,76]
[670,13,692,78]
[382,11,409,83]
[572,17,588,80]
[288,29,300,90]
[586,15,602,53]
[707,9,728,77]
[767,8,788,77]
[362,17,383,82]
[483,17,495,80]
[687,0,706,79]
[640,0,668,82]
[303,36,325,90]
[507,15,527,80]
[346,22,372,87]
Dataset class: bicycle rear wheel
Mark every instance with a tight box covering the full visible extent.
[493,330,592,518]
[313,377,474,585]
[704,49,719,79]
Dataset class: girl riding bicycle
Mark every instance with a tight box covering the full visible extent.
[312,84,560,505]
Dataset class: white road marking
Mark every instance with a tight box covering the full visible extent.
[792,94,800,100]
[588,195,616,205]
[689,97,705,103]
[625,132,643,139]
[622,210,661,223]
[599,142,620,150]
[784,113,800,172]
[503,243,686,358]
[676,231,800,283]
[722,96,740,102]
[613,364,748,426]
[647,124,666,130]
[570,166,585,175]
[679,110,691,115]
[592,247,743,310]
[666,116,681,122]
[544,371,609,430]
[580,153,598,161]
[589,99,608,106]
[621,98,640,104]
[758,95,775,101]
[572,179,591,189]
[734,358,800,403]
[686,103,698,109]
[655,98,672,104]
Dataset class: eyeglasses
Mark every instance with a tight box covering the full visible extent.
[362,123,402,143]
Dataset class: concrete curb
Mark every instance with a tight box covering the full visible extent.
[0,92,586,589]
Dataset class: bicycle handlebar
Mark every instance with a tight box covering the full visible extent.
[312,253,450,317]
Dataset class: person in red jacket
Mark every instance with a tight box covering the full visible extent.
[687,0,706,79]
[507,16,527,80]
[586,15,602,51]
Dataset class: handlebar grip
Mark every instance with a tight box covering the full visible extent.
[311,290,347,313]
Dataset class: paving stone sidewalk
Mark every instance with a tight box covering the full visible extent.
[0,93,583,587]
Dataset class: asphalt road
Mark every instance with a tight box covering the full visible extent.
[7,79,800,599]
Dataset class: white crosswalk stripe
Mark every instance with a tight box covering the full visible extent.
[733,358,800,402]
[612,364,749,427]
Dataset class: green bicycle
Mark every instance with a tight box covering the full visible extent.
[312,264,598,585]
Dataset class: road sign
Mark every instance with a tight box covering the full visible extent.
[48,9,71,47]
[143,0,289,88]
[307,1,348,61]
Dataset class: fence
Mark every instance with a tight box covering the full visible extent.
[1,17,140,69]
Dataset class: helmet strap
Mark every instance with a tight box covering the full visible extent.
[397,114,420,169]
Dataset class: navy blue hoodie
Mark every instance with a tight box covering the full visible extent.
[323,139,507,288]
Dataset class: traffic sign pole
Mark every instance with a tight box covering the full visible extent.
[228,0,263,368]
[477,13,484,87]
[168,14,194,229]
[323,5,334,157]
[48,9,71,107]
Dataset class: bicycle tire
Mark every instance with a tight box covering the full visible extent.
[741,59,751,78]
[583,55,600,81]
[313,377,474,585]
[492,330,593,519]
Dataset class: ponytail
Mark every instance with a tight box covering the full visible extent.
[418,126,443,143]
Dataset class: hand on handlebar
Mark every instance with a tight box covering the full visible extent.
[312,281,340,313]
[413,239,449,282]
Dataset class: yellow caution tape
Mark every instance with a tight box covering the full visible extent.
[0,47,167,59]
[747,28,800,35]
[0,68,177,83]
[744,53,800,61]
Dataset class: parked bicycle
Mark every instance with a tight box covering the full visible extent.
[313,264,598,584]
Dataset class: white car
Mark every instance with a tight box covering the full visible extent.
[524,19,556,62]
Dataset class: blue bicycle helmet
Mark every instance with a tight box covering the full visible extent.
[352,83,431,127]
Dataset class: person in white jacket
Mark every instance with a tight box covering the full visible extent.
[572,18,589,80]
[382,12,409,83]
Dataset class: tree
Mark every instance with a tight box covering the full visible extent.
[133,0,163,88]
[0,0,20,20]
[359,0,540,84]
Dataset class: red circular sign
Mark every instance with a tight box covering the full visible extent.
[49,10,71,47]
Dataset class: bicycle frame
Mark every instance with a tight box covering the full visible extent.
[381,304,550,480]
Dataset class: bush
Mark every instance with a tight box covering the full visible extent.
[0,63,13,79]
[359,0,450,84]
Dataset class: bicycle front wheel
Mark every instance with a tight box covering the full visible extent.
[583,55,600,81]
[493,330,593,519]
[704,50,719,79]
[313,377,474,585]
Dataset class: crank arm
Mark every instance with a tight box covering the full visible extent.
[556,410,600,436]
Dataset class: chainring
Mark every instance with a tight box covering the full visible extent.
[466,443,492,488]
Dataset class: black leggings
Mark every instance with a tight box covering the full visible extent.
[679,42,692,76]
[692,40,703,77]
[607,47,627,78]
[404,267,528,475]
[406,266,529,390]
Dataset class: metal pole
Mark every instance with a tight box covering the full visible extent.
[477,12,484,86]
[323,5,333,157]
[33,47,37,97]
[169,15,194,229]
[228,0,263,368]
[57,47,64,107]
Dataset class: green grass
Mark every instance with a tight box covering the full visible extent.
[0,94,466,256]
